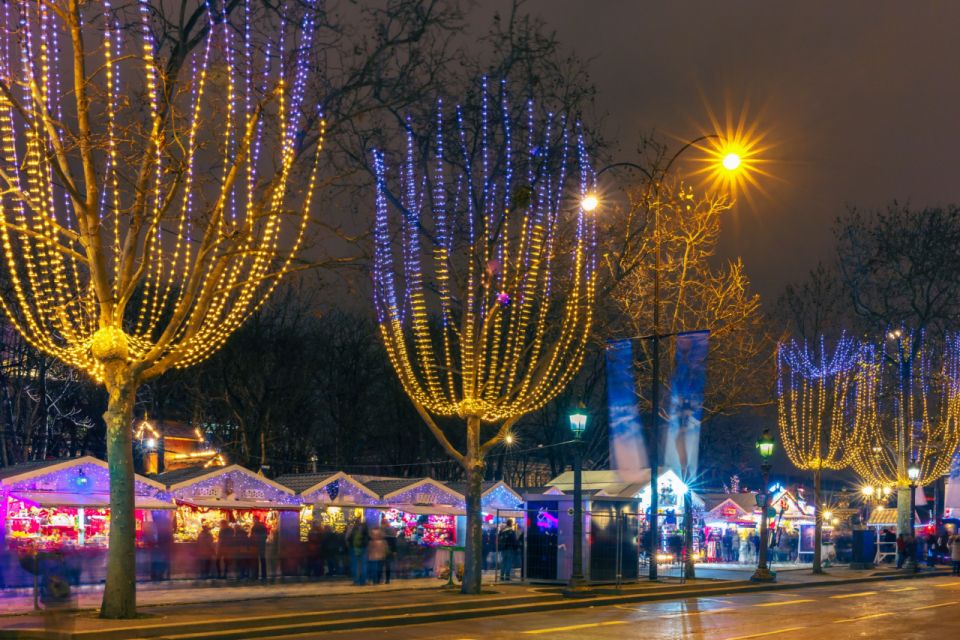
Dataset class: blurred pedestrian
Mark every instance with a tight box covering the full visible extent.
[950,534,960,575]
[251,518,269,581]
[345,519,369,585]
[307,522,323,577]
[896,533,906,569]
[498,520,518,581]
[321,525,340,576]
[197,524,215,579]
[382,518,398,584]
[217,519,234,579]
[367,526,388,584]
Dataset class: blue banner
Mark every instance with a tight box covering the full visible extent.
[605,339,647,479]
[663,330,709,480]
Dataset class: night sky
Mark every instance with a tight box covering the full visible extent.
[495,1,960,304]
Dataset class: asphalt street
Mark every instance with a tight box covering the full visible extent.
[309,575,960,640]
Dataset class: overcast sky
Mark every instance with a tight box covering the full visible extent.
[500,1,960,303]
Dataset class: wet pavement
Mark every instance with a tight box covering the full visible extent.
[313,575,960,640]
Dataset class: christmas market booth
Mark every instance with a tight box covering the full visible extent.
[0,456,174,586]
[765,485,816,563]
[158,464,301,576]
[276,471,381,540]
[363,477,466,578]
[700,493,764,563]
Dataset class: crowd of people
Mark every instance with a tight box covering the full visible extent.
[194,518,271,580]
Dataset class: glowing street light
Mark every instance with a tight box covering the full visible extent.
[722,152,742,171]
[580,194,599,212]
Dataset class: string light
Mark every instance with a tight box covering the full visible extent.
[0,2,323,382]
[372,81,596,424]
[777,334,864,473]
[851,330,960,487]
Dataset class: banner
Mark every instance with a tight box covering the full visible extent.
[605,339,647,480]
[663,330,709,480]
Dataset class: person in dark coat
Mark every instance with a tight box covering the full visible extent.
[251,519,269,580]
[197,524,215,579]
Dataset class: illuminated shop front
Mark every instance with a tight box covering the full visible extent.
[276,471,380,541]
[159,464,301,544]
[380,506,459,546]
[0,457,173,551]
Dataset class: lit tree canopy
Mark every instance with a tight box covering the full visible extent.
[852,331,960,488]
[0,0,323,618]
[777,335,863,472]
[372,87,596,428]
[371,81,596,593]
[0,0,323,383]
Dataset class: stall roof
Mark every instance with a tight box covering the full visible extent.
[177,497,301,511]
[361,478,423,499]
[0,456,166,491]
[12,491,174,510]
[275,471,337,494]
[702,493,759,514]
[153,465,220,486]
[160,464,295,496]
[277,471,380,501]
[867,506,920,527]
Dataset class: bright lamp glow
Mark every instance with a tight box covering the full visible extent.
[907,463,920,482]
[861,485,875,497]
[569,404,588,439]
[581,194,599,212]
[722,152,741,171]
[756,429,775,460]
[145,438,157,450]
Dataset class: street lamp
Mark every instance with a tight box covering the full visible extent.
[593,133,746,581]
[907,461,920,538]
[580,194,599,213]
[564,403,591,596]
[751,429,776,583]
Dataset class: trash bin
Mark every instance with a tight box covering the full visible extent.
[849,529,875,570]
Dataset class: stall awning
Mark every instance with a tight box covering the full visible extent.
[177,498,300,511]
[377,503,465,516]
[11,491,175,510]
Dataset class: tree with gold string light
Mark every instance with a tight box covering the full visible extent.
[852,330,960,536]
[371,82,596,594]
[0,1,323,618]
[776,335,863,574]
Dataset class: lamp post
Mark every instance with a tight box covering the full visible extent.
[565,403,591,596]
[751,429,776,583]
[907,461,920,538]
[587,134,742,581]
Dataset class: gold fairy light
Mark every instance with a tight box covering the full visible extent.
[0,1,323,618]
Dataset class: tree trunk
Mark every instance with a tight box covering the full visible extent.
[812,467,823,574]
[100,377,138,619]
[896,485,912,536]
[461,416,485,595]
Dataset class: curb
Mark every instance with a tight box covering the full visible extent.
[0,569,950,640]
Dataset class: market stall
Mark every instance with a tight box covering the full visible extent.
[277,471,380,540]
[0,456,174,587]
[700,493,762,563]
[159,465,301,577]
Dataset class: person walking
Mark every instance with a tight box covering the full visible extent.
[217,520,234,579]
[345,519,369,585]
[381,518,398,584]
[197,524,215,579]
[498,520,518,581]
[251,518,269,581]
[896,533,906,569]
[367,526,388,584]
[949,534,960,576]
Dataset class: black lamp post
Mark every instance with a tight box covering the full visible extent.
[751,429,776,583]
[564,403,591,596]
[907,461,920,538]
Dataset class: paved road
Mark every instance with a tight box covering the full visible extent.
[308,575,960,640]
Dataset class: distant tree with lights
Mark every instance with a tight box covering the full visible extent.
[852,331,960,535]
[776,336,863,573]
[0,1,322,618]
[372,83,596,594]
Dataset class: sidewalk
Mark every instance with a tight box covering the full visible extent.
[0,564,948,640]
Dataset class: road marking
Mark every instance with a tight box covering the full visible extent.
[916,600,960,610]
[755,598,815,607]
[887,586,917,592]
[660,607,735,618]
[830,590,877,599]
[935,581,960,587]
[724,627,806,640]
[521,621,628,635]
[834,612,894,623]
